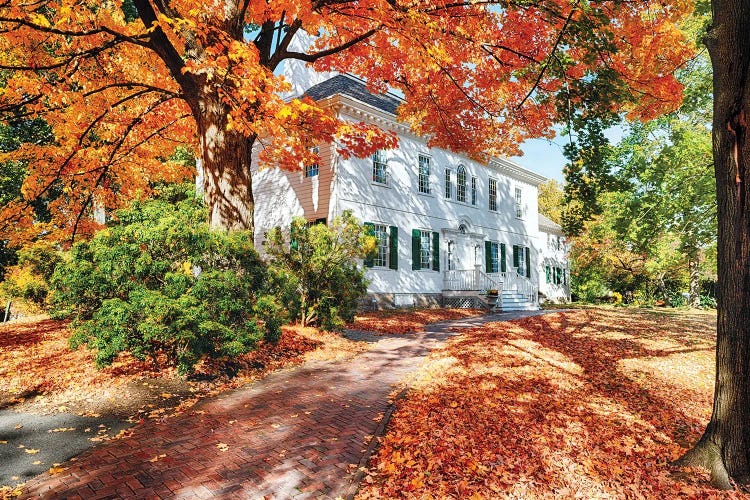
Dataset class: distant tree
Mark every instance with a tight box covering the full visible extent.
[603,51,715,306]
[538,179,564,225]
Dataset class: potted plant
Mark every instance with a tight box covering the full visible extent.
[485,289,499,308]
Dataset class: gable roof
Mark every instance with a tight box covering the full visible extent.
[304,74,402,115]
[539,213,563,234]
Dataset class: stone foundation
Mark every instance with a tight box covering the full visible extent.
[360,293,442,310]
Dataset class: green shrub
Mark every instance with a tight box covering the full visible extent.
[51,187,275,374]
[699,294,717,309]
[264,211,372,330]
[253,295,285,343]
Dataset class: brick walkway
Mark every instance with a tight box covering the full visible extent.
[20,310,552,499]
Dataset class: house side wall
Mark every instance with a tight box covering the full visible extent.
[536,229,571,302]
[252,142,335,248]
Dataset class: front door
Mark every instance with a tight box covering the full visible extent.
[450,227,477,271]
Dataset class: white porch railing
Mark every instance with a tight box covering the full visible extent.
[499,269,538,302]
[443,267,502,292]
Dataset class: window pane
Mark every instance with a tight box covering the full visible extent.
[373,150,387,184]
[420,230,432,269]
[373,224,388,267]
[515,187,523,218]
[418,155,430,194]
[456,166,467,202]
[471,177,477,205]
[305,146,319,177]
[490,242,499,273]
[489,179,497,211]
[444,169,452,199]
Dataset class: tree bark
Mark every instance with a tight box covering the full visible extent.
[678,0,750,488]
[196,91,255,233]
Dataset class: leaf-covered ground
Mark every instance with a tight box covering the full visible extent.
[350,308,485,335]
[0,317,368,420]
[357,308,743,499]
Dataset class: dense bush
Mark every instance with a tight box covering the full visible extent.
[264,211,374,330]
[51,187,277,373]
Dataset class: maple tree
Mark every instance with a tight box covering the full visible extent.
[0,0,693,242]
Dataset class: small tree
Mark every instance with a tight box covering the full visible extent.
[264,211,374,330]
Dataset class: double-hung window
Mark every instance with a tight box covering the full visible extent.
[411,229,440,271]
[444,168,452,199]
[456,165,467,202]
[471,176,477,205]
[372,150,387,184]
[484,241,506,273]
[515,187,523,218]
[489,179,498,211]
[364,223,398,269]
[373,225,389,267]
[304,146,319,178]
[418,155,431,194]
[545,266,565,285]
[512,245,531,278]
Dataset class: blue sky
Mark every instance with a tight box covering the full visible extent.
[513,126,627,184]
[512,138,569,183]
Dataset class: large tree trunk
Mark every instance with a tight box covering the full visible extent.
[678,0,750,489]
[197,92,255,234]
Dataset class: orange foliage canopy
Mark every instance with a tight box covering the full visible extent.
[0,0,695,241]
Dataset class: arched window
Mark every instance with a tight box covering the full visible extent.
[456,165,467,202]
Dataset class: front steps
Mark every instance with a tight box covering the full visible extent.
[443,290,538,311]
[501,290,538,311]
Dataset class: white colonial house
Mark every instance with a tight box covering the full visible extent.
[252,74,570,310]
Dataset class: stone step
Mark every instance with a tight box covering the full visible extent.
[501,303,539,311]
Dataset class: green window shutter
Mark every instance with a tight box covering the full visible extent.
[525,247,531,278]
[485,241,492,273]
[545,265,551,283]
[363,222,375,268]
[432,232,440,271]
[389,226,399,270]
[500,243,507,272]
[412,229,421,270]
[512,245,519,268]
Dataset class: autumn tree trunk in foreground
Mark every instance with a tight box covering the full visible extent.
[195,88,255,231]
[679,0,750,488]
[130,0,256,232]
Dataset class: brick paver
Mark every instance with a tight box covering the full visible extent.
[20,310,553,499]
